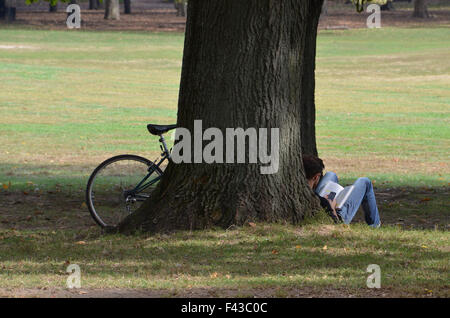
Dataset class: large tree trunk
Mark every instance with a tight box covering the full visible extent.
[118,0,323,234]
[412,0,429,18]
[104,0,120,20]
[124,0,131,14]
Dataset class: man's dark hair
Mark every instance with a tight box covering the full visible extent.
[302,154,325,180]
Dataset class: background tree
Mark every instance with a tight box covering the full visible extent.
[380,1,394,11]
[49,0,57,12]
[104,0,119,20]
[25,0,78,13]
[124,0,131,14]
[0,0,6,19]
[174,0,187,17]
[1,0,16,21]
[413,0,429,18]
[321,0,328,16]
[89,0,97,10]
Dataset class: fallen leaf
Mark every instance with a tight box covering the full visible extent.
[295,245,301,249]
[322,245,328,250]
[75,241,86,245]
[420,197,432,202]
[421,245,428,249]
[78,291,88,295]
[80,202,87,209]
[271,249,278,254]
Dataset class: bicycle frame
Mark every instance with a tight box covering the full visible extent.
[126,134,172,200]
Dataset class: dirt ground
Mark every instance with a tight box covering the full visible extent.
[0,185,448,231]
[2,0,449,32]
[0,285,423,298]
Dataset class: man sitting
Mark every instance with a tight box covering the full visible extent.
[302,154,381,228]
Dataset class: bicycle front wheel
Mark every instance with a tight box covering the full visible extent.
[86,154,163,228]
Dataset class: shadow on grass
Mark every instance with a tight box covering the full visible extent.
[0,224,448,294]
[0,162,448,231]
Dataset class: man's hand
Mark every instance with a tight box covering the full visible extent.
[324,194,339,218]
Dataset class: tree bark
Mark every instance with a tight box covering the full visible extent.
[124,0,131,14]
[413,0,429,18]
[104,0,120,20]
[0,0,5,19]
[118,0,323,234]
[300,1,322,156]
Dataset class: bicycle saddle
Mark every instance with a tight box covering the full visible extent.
[147,124,177,136]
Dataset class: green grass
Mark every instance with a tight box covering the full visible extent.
[0,27,449,190]
[0,222,448,296]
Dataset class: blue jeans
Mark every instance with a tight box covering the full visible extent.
[315,172,381,228]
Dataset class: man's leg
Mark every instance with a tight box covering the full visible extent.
[338,177,381,227]
[315,171,338,195]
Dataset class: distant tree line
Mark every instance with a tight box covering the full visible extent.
[0,0,434,23]
[0,0,132,21]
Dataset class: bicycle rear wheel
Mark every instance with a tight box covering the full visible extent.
[86,154,163,228]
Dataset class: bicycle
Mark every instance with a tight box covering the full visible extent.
[85,124,176,228]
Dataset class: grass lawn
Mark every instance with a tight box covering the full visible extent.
[0,27,448,189]
[0,27,448,297]
[0,221,448,297]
